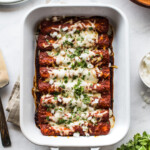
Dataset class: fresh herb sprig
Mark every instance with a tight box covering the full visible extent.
[117,132,150,150]
[71,60,87,69]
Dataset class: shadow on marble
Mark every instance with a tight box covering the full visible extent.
[0,0,40,11]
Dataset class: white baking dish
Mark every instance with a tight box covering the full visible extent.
[20,4,130,148]
[0,0,28,5]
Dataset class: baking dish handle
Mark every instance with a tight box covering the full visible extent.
[49,147,101,150]
[91,148,101,150]
[50,148,59,150]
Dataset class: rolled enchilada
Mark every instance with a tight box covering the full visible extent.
[33,16,114,137]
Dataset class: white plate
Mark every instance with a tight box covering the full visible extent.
[0,0,28,5]
[20,4,130,148]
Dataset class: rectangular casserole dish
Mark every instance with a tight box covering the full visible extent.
[20,4,130,147]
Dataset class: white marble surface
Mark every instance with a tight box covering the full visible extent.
[0,0,150,149]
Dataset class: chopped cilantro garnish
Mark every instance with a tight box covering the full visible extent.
[65,120,71,125]
[82,75,86,80]
[46,39,50,45]
[67,54,71,58]
[53,76,57,80]
[46,104,55,108]
[91,55,94,59]
[84,49,89,54]
[82,94,90,104]
[68,54,75,59]
[73,75,78,80]
[90,83,93,86]
[77,107,81,111]
[54,108,58,111]
[74,79,84,98]
[71,63,76,69]
[68,48,82,59]
[57,118,66,124]
[69,116,72,120]
[77,37,84,42]
[81,37,84,42]
[76,116,80,121]
[63,40,73,47]
[54,51,60,56]
[72,113,76,118]
[76,30,80,34]
[54,97,57,100]
[77,79,82,86]
[69,99,73,107]
[63,92,69,97]
[77,37,80,41]
[74,47,82,56]
[62,91,69,97]
[46,116,49,121]
[60,84,65,89]
[66,34,69,38]
[66,120,72,124]
[64,76,68,83]
[59,108,63,111]
[53,92,60,96]
[71,60,87,69]
[74,82,82,98]
[77,60,87,68]
[89,27,93,30]
[47,108,51,111]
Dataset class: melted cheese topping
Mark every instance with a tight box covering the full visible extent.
[38,17,114,136]
[53,50,95,66]
[48,108,107,132]
[51,19,95,33]
[41,93,101,106]
[51,30,98,49]
[48,68,98,83]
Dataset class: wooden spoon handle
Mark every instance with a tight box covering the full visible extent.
[0,97,11,147]
[131,0,150,8]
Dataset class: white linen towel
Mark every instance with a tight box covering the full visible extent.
[6,77,20,126]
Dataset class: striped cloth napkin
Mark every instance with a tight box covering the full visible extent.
[6,77,20,126]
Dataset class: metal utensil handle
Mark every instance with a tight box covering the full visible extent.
[0,97,11,147]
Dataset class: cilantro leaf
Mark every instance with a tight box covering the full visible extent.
[64,76,68,83]
[89,27,93,30]
[117,132,150,150]
[82,94,90,104]
[46,116,49,121]
[54,97,57,100]
[60,84,65,89]
[57,118,66,124]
